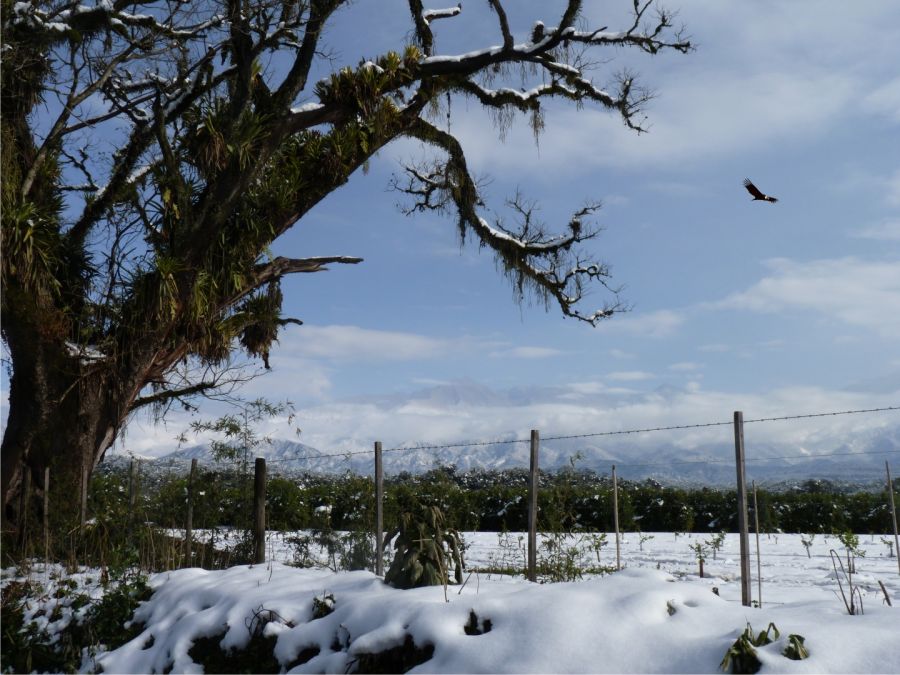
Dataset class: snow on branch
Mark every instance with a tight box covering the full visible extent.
[419,0,690,75]
[422,4,461,25]
[398,118,624,325]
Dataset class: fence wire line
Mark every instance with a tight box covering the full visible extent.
[246,405,899,466]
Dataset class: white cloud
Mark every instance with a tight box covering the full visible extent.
[453,58,858,173]
[668,362,702,372]
[113,375,900,462]
[281,324,453,362]
[596,309,685,338]
[863,76,900,124]
[256,382,900,458]
[698,344,730,353]
[886,170,900,208]
[854,220,900,242]
[606,371,655,382]
[491,346,564,359]
[609,349,636,360]
[712,257,900,338]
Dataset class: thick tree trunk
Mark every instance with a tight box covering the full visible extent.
[1,312,124,534]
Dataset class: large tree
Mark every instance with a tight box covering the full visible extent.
[1,0,689,528]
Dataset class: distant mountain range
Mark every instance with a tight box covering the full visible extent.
[131,426,900,488]
[102,379,900,487]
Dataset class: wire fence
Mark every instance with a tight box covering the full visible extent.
[197,404,900,471]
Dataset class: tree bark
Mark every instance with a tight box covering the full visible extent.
[1,324,124,531]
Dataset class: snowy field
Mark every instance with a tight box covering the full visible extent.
[6,532,900,673]
[193,528,900,609]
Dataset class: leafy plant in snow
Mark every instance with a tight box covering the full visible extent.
[706,531,726,560]
[0,571,151,673]
[720,622,808,673]
[480,530,526,576]
[384,504,464,590]
[836,530,865,573]
[689,541,709,578]
[720,622,780,674]
[880,536,894,558]
[539,532,584,582]
[637,531,655,551]
[783,633,810,661]
[829,548,864,615]
[800,533,815,558]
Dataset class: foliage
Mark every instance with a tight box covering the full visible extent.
[706,531,726,560]
[783,634,810,661]
[720,622,810,674]
[384,504,464,590]
[800,533,815,558]
[836,530,865,558]
[637,531,655,551]
[829,548,864,615]
[689,541,709,577]
[720,623,780,674]
[0,571,151,674]
[182,399,296,469]
[187,608,283,675]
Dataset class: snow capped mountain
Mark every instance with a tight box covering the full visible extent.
[134,380,900,486]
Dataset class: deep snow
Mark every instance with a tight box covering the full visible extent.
[5,532,899,673]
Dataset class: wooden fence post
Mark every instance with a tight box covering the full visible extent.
[612,465,621,571]
[253,457,266,564]
[128,459,136,509]
[527,430,539,582]
[80,461,89,528]
[184,458,197,568]
[734,411,752,606]
[43,468,50,569]
[752,480,762,607]
[17,474,31,552]
[375,441,384,576]
[887,461,900,576]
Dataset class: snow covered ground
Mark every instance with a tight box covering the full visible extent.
[5,532,899,673]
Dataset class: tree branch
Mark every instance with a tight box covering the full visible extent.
[401,118,624,324]
[129,381,221,412]
[253,255,364,284]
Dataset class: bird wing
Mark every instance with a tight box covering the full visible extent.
[743,178,765,199]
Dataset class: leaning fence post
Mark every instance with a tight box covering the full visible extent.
[734,411,752,606]
[184,458,197,567]
[612,465,621,571]
[527,429,540,582]
[375,441,384,576]
[253,457,266,564]
[887,461,900,576]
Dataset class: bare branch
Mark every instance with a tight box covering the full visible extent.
[253,256,364,283]
[401,117,624,324]
[130,381,222,412]
[487,0,514,50]
[273,0,345,109]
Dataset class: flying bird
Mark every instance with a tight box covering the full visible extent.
[743,178,778,203]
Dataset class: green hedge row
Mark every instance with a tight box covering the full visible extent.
[90,465,899,535]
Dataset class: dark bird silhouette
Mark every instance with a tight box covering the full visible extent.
[743,179,778,203]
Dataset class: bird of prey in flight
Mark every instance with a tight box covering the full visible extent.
[743,179,778,203]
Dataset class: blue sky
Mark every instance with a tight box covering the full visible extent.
[14,1,900,458]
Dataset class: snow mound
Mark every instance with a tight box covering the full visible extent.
[94,563,900,673]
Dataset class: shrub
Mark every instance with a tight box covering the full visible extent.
[384,505,463,590]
